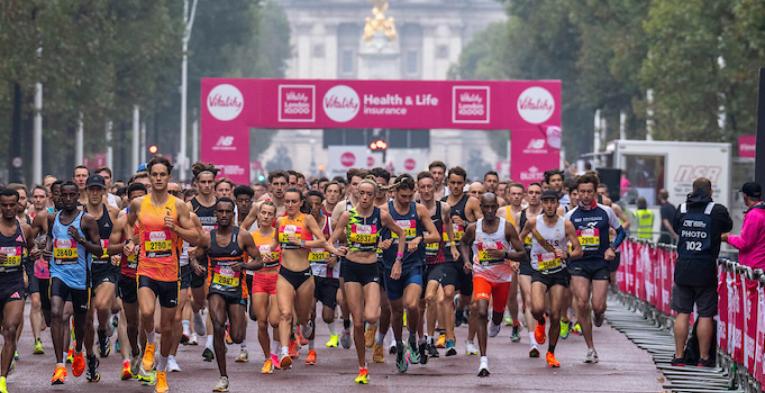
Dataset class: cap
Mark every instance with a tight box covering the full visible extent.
[740,182,762,199]
[86,174,106,189]
[540,190,559,201]
[136,163,147,173]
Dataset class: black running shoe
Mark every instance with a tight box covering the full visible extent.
[86,354,100,382]
[98,333,111,358]
[697,357,716,368]
[202,347,215,362]
[427,343,439,359]
[418,342,428,365]
[670,356,686,367]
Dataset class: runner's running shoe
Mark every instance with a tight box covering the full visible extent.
[365,325,376,348]
[121,359,132,380]
[212,376,229,392]
[445,339,457,356]
[340,330,352,349]
[305,349,317,365]
[572,322,583,335]
[546,352,560,368]
[417,341,428,365]
[261,358,274,374]
[478,357,490,377]
[202,347,214,362]
[354,367,369,384]
[85,354,100,382]
[373,343,385,363]
[510,323,521,343]
[436,333,446,348]
[72,352,86,377]
[396,343,408,373]
[143,343,156,370]
[489,322,501,337]
[593,312,604,327]
[33,338,44,355]
[235,349,249,363]
[584,348,599,364]
[167,356,182,372]
[51,366,67,385]
[529,345,540,358]
[560,320,571,340]
[279,353,292,369]
[465,341,478,356]
[98,334,111,358]
[288,339,299,359]
[534,318,546,345]
[155,371,169,393]
[427,342,439,358]
[325,334,339,348]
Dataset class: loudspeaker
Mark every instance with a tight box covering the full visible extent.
[596,168,621,202]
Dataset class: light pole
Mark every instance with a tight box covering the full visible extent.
[179,0,199,181]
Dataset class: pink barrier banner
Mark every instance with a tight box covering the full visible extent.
[201,78,562,184]
[744,279,758,372]
[738,134,756,158]
[756,284,765,384]
[717,266,729,352]
[732,274,744,364]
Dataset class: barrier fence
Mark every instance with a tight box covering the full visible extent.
[617,238,763,391]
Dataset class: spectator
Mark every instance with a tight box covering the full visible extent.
[671,177,732,367]
[658,189,677,244]
[724,182,765,269]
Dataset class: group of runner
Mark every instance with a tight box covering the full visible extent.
[0,158,630,392]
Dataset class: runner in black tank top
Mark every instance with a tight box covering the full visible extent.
[193,197,262,392]
[0,188,34,389]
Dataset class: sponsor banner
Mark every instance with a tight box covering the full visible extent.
[510,126,561,186]
[201,78,561,182]
[738,134,756,158]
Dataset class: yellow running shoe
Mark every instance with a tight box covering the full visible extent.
[154,371,169,393]
[51,366,67,385]
[354,367,369,384]
[364,325,377,348]
[142,343,156,372]
[435,333,446,349]
[0,375,7,393]
[325,334,339,348]
[372,343,384,363]
[261,358,274,374]
[33,338,45,355]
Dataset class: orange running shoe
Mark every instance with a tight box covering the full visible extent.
[305,349,317,365]
[66,348,74,364]
[142,343,156,371]
[546,351,560,368]
[225,328,233,346]
[261,358,274,374]
[51,366,67,385]
[288,339,299,359]
[155,370,169,393]
[71,352,85,377]
[534,319,546,345]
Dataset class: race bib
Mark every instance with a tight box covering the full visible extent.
[425,242,439,256]
[391,219,416,240]
[278,224,302,245]
[126,254,138,270]
[350,224,377,245]
[53,238,78,264]
[0,246,22,267]
[537,252,562,271]
[93,239,110,262]
[308,248,330,263]
[577,228,600,248]
[144,230,173,257]
[212,264,239,288]
[476,241,504,266]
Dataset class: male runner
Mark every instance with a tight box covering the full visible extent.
[441,166,482,353]
[482,171,505,205]
[125,156,199,393]
[381,174,439,372]
[188,162,218,361]
[73,165,90,206]
[417,171,459,357]
[460,193,526,377]
[233,184,255,362]
[0,188,35,393]
[82,174,125,381]
[191,197,263,392]
[96,167,122,209]
[519,190,582,368]
[48,181,103,384]
[27,185,49,355]
[565,173,626,363]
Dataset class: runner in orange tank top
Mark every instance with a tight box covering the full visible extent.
[125,156,199,393]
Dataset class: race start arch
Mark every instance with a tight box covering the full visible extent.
[200,78,561,185]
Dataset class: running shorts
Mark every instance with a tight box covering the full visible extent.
[341,260,380,286]
[425,263,459,288]
[251,271,278,296]
[472,276,510,313]
[384,264,423,301]
[50,277,89,314]
[567,259,610,281]
[314,276,339,309]
[138,275,179,308]
[531,269,571,289]
[118,275,138,304]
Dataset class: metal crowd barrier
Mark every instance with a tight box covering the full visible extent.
[615,238,762,392]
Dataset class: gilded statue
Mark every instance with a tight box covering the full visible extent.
[363,0,397,42]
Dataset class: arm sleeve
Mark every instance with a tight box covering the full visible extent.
[612,225,627,249]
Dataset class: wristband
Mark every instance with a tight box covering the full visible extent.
[396,252,404,259]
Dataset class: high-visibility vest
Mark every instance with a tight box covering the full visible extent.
[634,209,654,240]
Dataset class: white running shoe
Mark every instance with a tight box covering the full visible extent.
[465,341,479,356]
[488,322,501,338]
[212,376,229,392]
[167,356,181,372]
[193,311,207,336]
[188,333,199,346]
[584,348,599,364]
[478,356,490,377]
